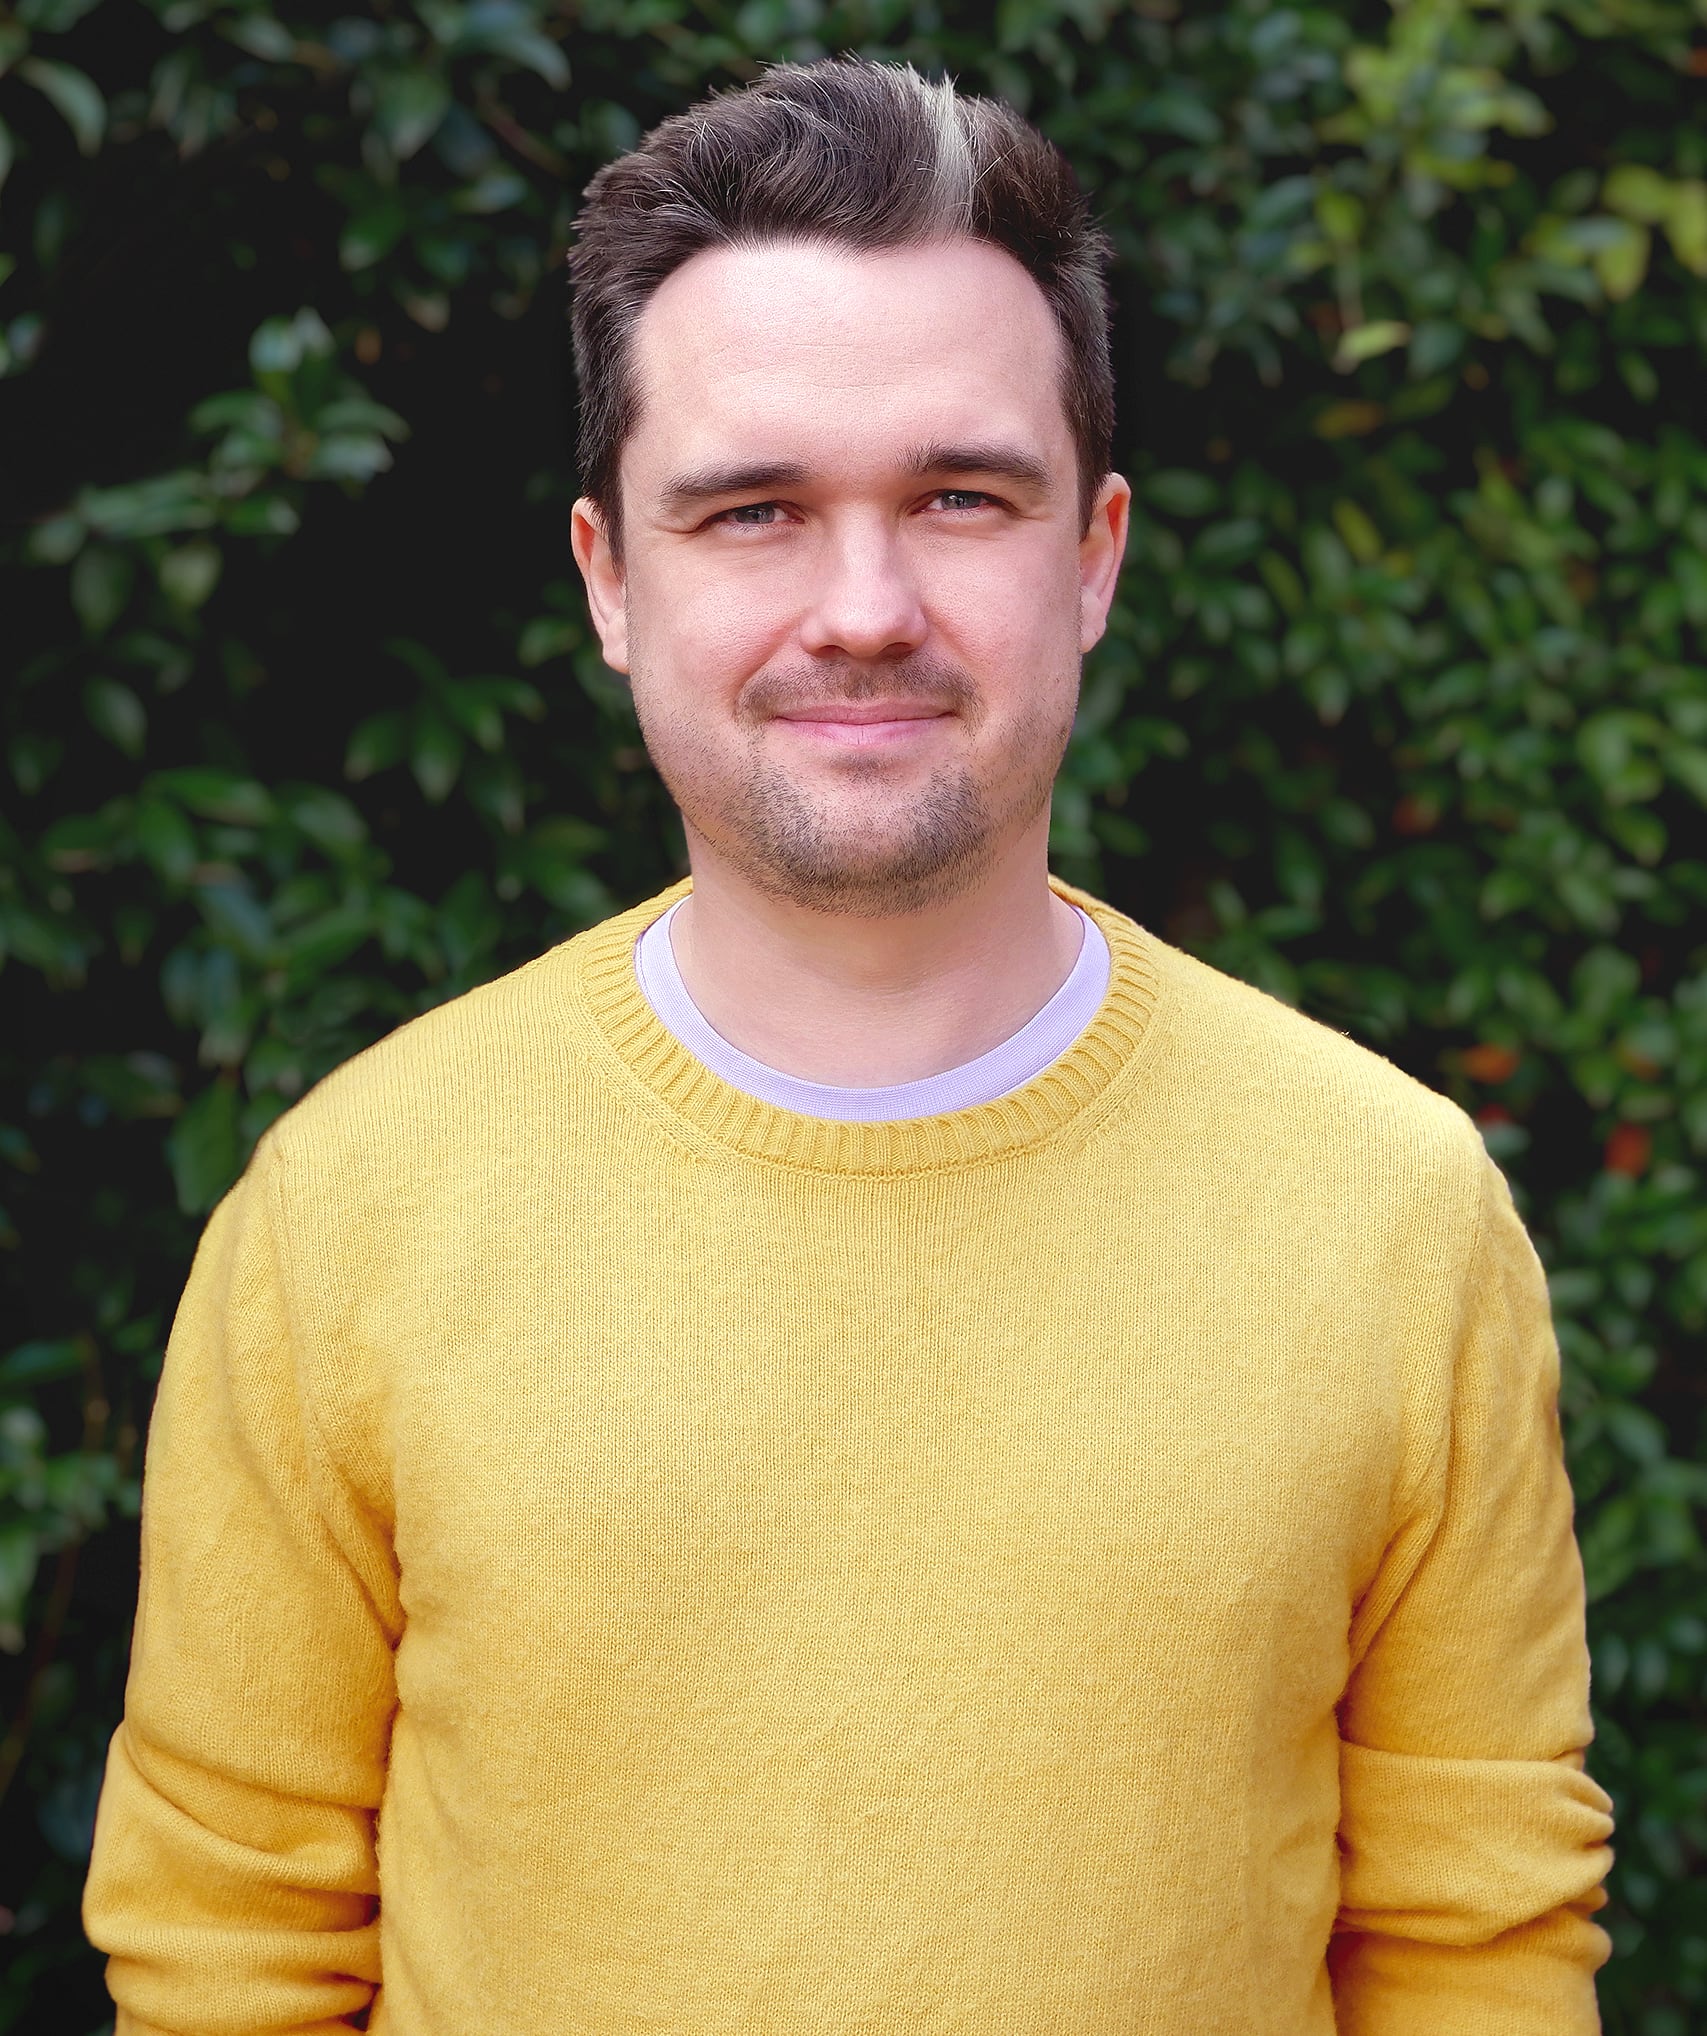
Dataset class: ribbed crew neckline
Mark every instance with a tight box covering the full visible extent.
[573,876,1162,1175]
[634,898,1110,1121]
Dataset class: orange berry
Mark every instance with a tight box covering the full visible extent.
[1463,1044,1520,1083]
[1604,1126,1651,1178]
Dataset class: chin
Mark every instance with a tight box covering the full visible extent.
[748,860,990,918]
[734,818,1002,917]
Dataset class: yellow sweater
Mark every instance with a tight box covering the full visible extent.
[85,879,1614,2035]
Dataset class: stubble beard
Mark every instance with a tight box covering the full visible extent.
[633,653,1075,918]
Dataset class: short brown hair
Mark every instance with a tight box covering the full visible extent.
[567,58,1114,556]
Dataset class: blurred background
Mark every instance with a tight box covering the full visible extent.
[2,0,1705,2028]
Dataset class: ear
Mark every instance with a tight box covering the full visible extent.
[1078,472,1131,654]
[571,497,630,674]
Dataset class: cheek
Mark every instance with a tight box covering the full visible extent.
[932,557,1081,694]
[928,532,1081,639]
[628,560,789,705]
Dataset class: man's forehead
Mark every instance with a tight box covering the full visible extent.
[623,238,1071,475]
[637,235,1060,347]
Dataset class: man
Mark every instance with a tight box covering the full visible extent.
[85,56,1614,2035]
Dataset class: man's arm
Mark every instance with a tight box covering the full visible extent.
[83,1132,399,2034]
[1329,1143,1615,2033]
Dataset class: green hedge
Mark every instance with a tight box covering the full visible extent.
[2,0,1704,2027]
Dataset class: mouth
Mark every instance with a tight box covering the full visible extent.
[769,701,955,749]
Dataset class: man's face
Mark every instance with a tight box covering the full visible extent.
[572,237,1129,915]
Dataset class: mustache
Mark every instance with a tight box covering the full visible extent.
[738,657,980,723]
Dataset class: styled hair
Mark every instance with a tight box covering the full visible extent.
[567,57,1114,555]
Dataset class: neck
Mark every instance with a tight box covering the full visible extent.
[667,815,1084,1086]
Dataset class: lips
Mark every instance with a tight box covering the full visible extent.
[772,701,951,725]
[768,702,953,749]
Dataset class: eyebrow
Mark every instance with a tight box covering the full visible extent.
[654,441,1054,520]
[905,441,1053,493]
[656,460,811,518]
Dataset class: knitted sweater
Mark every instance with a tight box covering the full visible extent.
[83,878,1614,2036]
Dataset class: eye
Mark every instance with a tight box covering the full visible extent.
[931,489,995,513]
[712,501,786,527]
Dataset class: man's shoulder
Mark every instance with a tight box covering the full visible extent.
[1113,910,1487,1205]
[262,886,672,1182]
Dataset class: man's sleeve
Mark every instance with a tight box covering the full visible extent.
[1328,1142,1616,2034]
[83,1130,400,2035]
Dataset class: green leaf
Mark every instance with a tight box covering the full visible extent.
[387,636,449,686]
[248,308,333,376]
[134,795,198,881]
[1257,552,1304,617]
[1602,164,1674,227]
[221,12,296,60]
[1605,1401,1667,1466]
[155,768,272,825]
[191,389,284,436]
[250,316,306,375]
[411,710,464,802]
[341,200,407,272]
[1334,320,1410,369]
[421,234,475,284]
[1667,746,1707,806]
[166,1080,243,1215]
[29,509,84,562]
[79,473,214,538]
[1134,87,1219,144]
[1331,500,1382,565]
[226,493,300,536]
[1593,220,1650,302]
[69,544,132,634]
[374,68,450,161]
[1314,187,1363,245]
[477,28,568,87]
[1571,945,1640,1022]
[18,56,105,155]
[158,540,222,609]
[441,681,504,750]
[1661,180,1707,278]
[40,807,121,871]
[414,0,465,43]
[1142,470,1218,518]
[282,785,366,853]
[345,710,405,780]
[0,1520,45,1641]
[274,904,371,980]
[1313,401,1385,440]
[313,397,409,438]
[518,615,578,666]
[1407,320,1463,376]
[1577,711,1650,788]
[17,0,105,29]
[197,881,273,958]
[0,1339,84,1385]
[307,433,394,482]
[452,167,529,215]
[0,118,14,203]
[9,732,64,794]
[83,677,146,758]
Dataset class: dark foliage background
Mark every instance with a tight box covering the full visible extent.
[3,0,1705,2027]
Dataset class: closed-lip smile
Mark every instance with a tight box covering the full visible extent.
[773,700,950,723]
[769,700,954,748]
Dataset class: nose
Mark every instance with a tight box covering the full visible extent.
[797,516,929,663]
